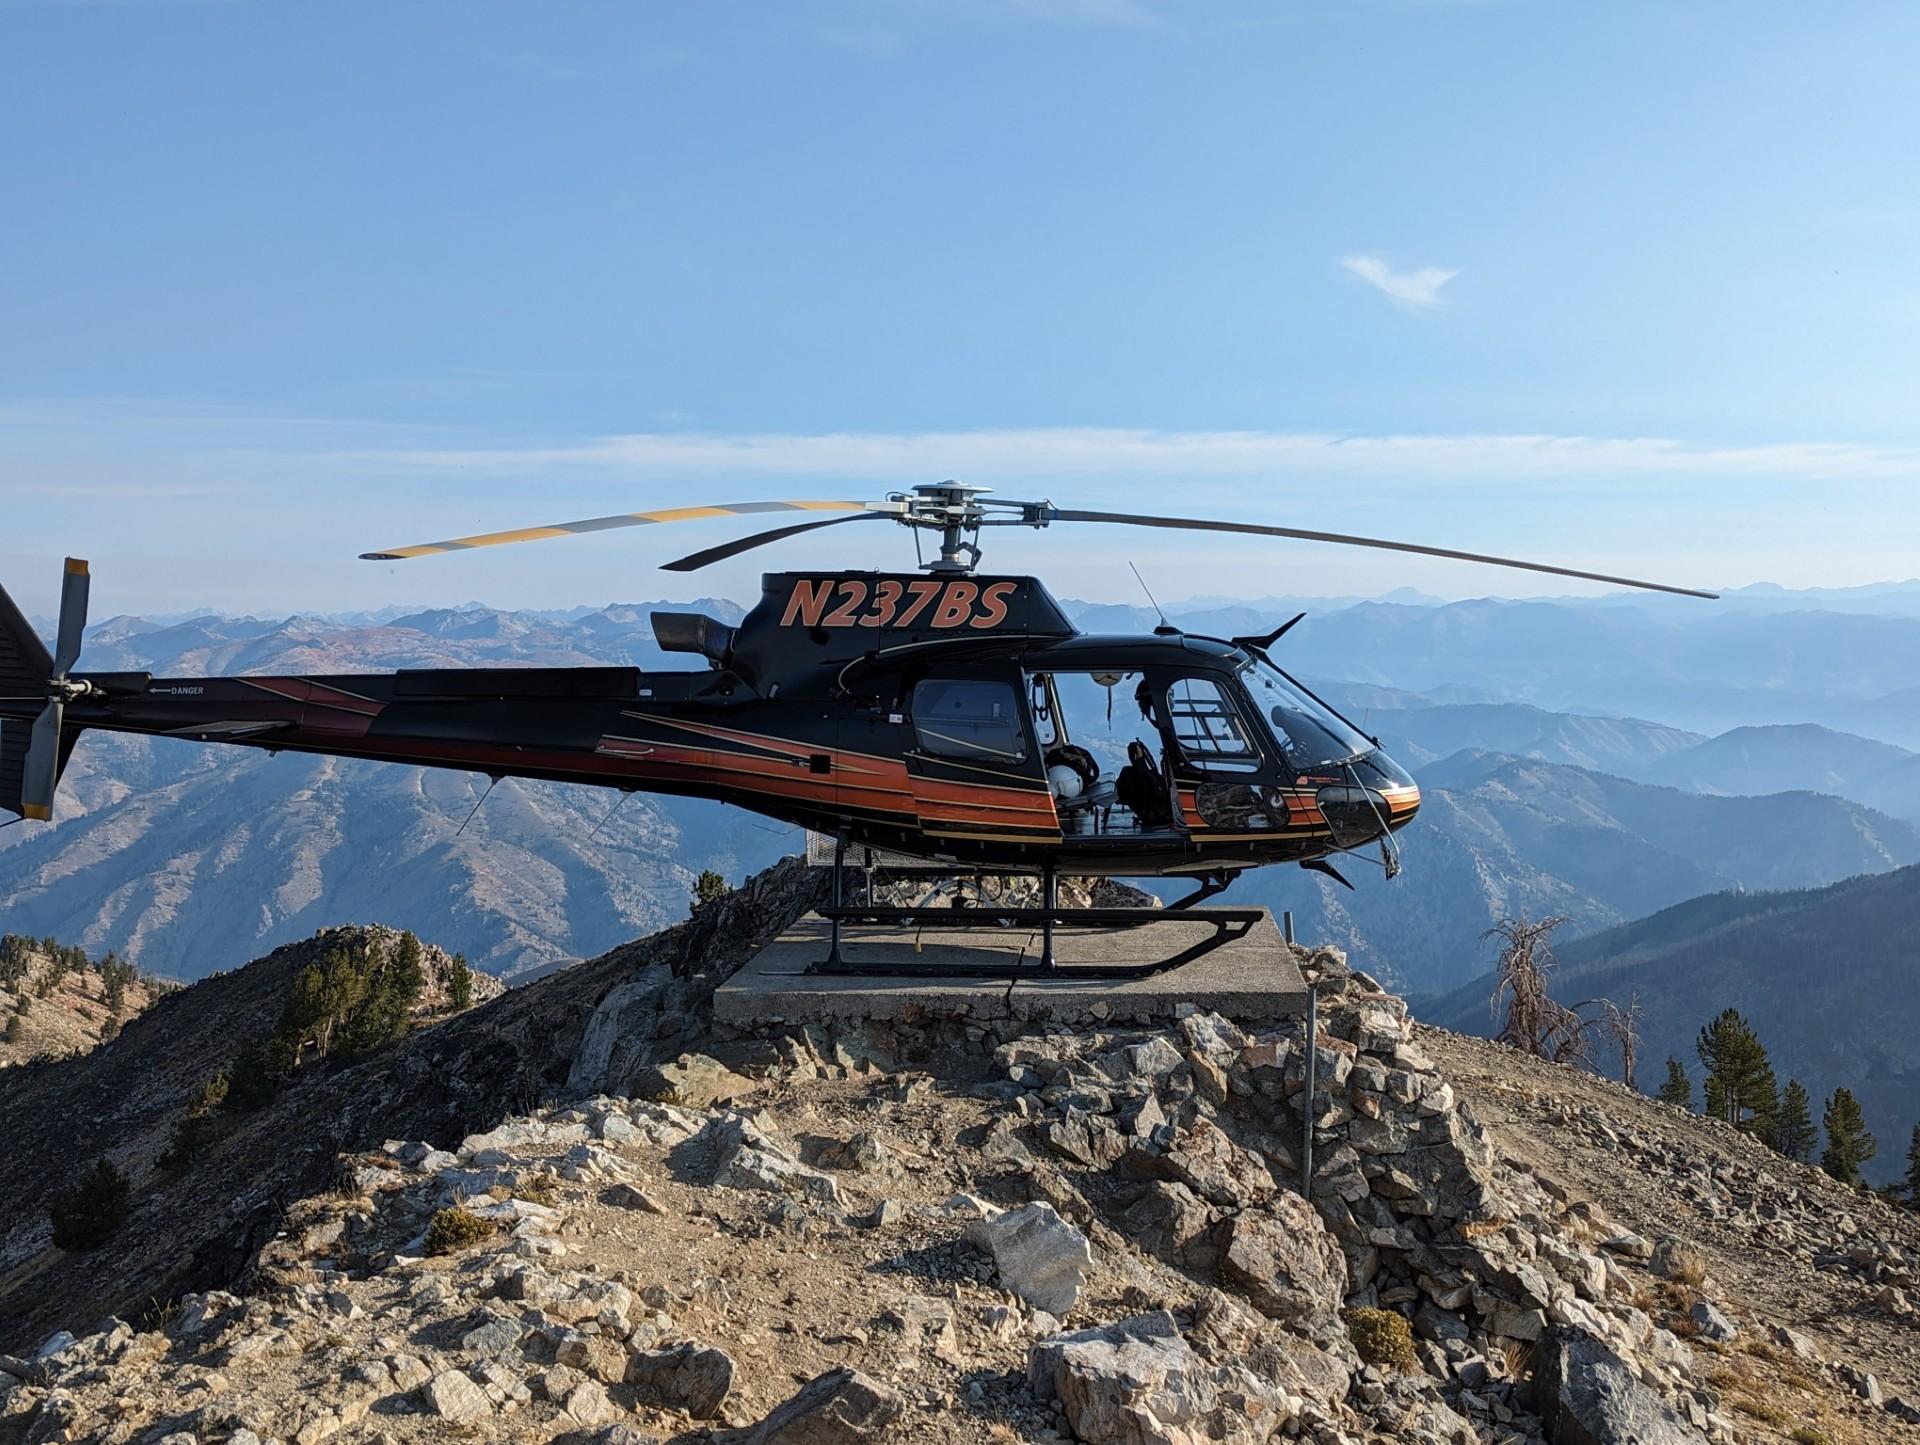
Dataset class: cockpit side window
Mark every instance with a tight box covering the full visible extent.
[1163,675,1261,773]
[911,678,1029,764]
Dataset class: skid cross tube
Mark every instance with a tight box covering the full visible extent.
[805,905,1264,980]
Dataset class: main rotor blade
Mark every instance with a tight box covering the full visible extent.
[53,558,89,677]
[660,512,889,572]
[1047,509,1718,599]
[21,700,61,819]
[360,500,870,561]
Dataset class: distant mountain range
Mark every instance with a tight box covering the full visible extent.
[1343,704,1920,822]
[1075,597,1920,746]
[1229,750,1920,996]
[0,603,784,983]
[7,591,1920,993]
[1418,863,1920,1186]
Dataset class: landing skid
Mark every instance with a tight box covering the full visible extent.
[808,841,1261,980]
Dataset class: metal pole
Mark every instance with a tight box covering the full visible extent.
[1039,861,1057,972]
[824,831,847,967]
[1290,909,1317,1194]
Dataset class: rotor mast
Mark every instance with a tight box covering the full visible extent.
[895,482,1052,575]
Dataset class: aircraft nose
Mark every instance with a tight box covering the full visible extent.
[1393,779,1421,825]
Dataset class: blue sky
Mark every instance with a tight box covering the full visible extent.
[3,0,1918,616]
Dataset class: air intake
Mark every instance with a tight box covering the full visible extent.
[650,611,735,667]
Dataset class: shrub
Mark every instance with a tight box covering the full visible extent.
[424,1206,495,1256]
[49,1158,132,1251]
[4,1011,21,1044]
[1791,1428,1832,1445]
[186,1072,230,1118]
[158,1113,220,1174]
[1344,1307,1417,1370]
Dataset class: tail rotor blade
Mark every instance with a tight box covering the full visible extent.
[22,700,61,820]
[53,558,89,678]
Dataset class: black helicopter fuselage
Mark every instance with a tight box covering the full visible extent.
[1,571,1420,877]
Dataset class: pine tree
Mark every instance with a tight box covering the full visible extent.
[1905,1124,1920,1208]
[1656,1057,1692,1109]
[1774,1080,1816,1163]
[48,1158,132,1251]
[448,953,473,1011]
[1695,1009,1778,1144]
[692,869,731,912]
[226,1035,284,1110]
[1820,1088,1875,1187]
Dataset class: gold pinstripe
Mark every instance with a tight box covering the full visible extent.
[361,500,868,560]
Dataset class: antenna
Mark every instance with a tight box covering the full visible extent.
[1129,562,1174,633]
[455,774,502,838]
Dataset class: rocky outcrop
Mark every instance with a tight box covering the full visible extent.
[4,863,1916,1443]
[0,861,826,1355]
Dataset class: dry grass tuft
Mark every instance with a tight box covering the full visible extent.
[1665,1246,1708,1288]
[1732,1394,1790,1427]
[1496,1338,1535,1382]
[517,1170,560,1206]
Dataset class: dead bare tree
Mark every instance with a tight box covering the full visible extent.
[1485,916,1589,1064]
[1584,993,1643,1090]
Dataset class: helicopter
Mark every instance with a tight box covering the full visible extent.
[0,483,1713,968]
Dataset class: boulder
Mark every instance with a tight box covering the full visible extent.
[635,1052,756,1109]
[881,1297,964,1367]
[967,1202,1093,1316]
[1534,1330,1708,1445]
[1213,1192,1346,1338]
[626,1343,735,1419]
[1151,1120,1275,1209]
[725,1367,902,1445]
[1687,1300,1736,1341]
[1121,1182,1218,1270]
[706,1119,841,1205]
[563,1379,616,1426]
[1028,1312,1209,1437]
[1029,1311,1291,1445]
[420,1369,492,1423]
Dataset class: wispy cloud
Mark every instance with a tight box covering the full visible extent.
[327,427,1920,492]
[1341,254,1461,311]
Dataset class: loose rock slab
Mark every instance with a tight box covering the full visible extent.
[966,1202,1093,1316]
[723,1366,902,1445]
[1536,1329,1708,1445]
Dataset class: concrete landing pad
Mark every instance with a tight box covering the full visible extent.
[713,909,1308,1028]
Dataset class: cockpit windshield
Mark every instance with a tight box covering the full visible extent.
[1240,655,1374,772]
